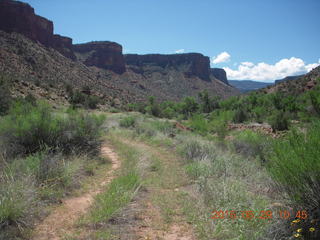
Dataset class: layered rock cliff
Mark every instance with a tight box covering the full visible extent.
[0,0,239,104]
[125,53,211,81]
[210,68,228,85]
[0,0,76,60]
[73,42,126,74]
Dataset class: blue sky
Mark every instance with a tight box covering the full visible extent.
[22,0,320,81]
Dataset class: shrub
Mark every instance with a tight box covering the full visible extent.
[69,90,87,107]
[310,90,320,115]
[119,116,136,128]
[268,121,320,239]
[188,114,208,135]
[180,138,212,161]
[232,130,271,163]
[85,95,100,109]
[233,107,248,123]
[161,106,175,119]
[0,75,12,116]
[0,101,105,158]
[270,111,289,132]
[24,93,37,106]
[180,97,199,117]
[198,90,219,113]
[65,83,73,96]
[148,120,175,136]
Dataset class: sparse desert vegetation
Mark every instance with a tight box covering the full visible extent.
[0,1,319,239]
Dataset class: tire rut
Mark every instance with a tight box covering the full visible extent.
[32,143,121,240]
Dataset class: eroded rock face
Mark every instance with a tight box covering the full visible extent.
[125,53,211,81]
[0,0,54,46]
[52,35,76,60]
[73,42,126,74]
[0,0,76,59]
[210,68,228,85]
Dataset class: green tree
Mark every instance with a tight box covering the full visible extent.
[181,97,198,117]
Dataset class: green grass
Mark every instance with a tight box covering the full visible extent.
[90,172,139,223]
[267,121,320,239]
[0,173,36,225]
[0,101,105,158]
[0,101,107,239]
[119,115,136,128]
[107,114,278,239]
[82,135,141,238]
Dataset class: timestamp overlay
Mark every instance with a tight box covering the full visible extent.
[211,210,309,221]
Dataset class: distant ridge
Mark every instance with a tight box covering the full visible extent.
[229,80,273,93]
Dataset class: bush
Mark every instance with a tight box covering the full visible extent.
[85,95,100,109]
[268,121,320,239]
[119,116,136,128]
[233,107,248,123]
[310,90,320,115]
[270,111,289,132]
[0,75,12,116]
[188,114,208,135]
[0,101,105,158]
[70,90,86,105]
[180,138,212,161]
[24,94,37,106]
[161,106,175,119]
[232,130,271,163]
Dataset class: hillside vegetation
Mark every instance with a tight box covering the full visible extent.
[1,58,320,239]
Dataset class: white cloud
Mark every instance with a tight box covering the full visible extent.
[223,57,320,82]
[175,49,185,54]
[211,51,231,64]
[241,61,254,67]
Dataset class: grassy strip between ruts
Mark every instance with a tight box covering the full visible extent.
[79,135,141,239]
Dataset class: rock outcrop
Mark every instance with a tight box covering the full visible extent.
[0,0,53,46]
[73,42,126,74]
[0,0,240,102]
[125,53,211,81]
[0,0,76,60]
[210,68,228,85]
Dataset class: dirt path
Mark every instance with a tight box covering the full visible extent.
[32,143,121,240]
[112,139,197,240]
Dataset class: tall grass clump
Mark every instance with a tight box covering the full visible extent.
[179,136,214,162]
[119,116,136,128]
[268,121,320,239]
[0,101,105,158]
[0,172,36,228]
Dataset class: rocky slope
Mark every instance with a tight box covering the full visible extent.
[260,66,320,95]
[0,0,239,106]
[274,75,304,84]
